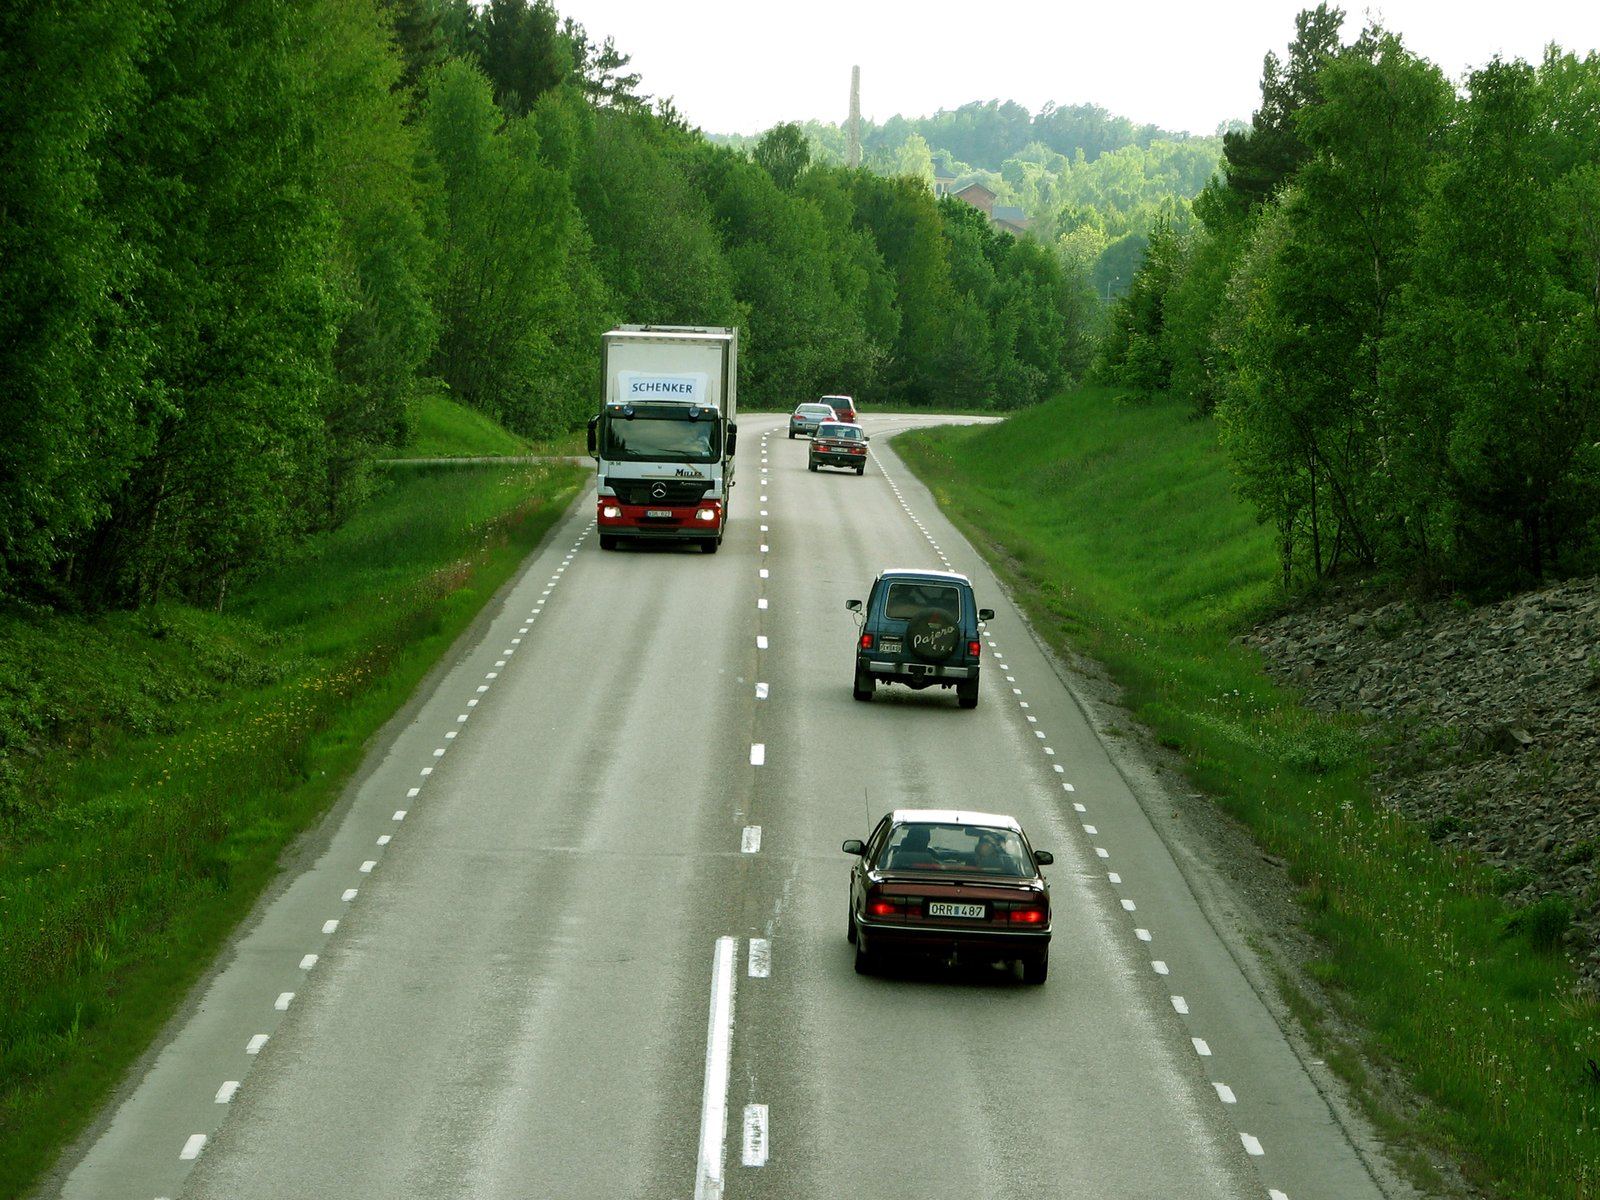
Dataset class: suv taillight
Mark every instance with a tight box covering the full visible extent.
[860,633,873,650]
[968,640,981,658]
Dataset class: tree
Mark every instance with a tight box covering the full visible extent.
[753,122,811,190]
[1222,4,1346,212]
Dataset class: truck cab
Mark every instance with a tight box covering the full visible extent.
[847,569,994,709]
[589,326,738,554]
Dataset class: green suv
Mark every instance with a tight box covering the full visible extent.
[847,569,994,709]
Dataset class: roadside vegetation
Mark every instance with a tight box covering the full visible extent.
[399,393,533,459]
[1100,5,1600,596]
[897,389,1600,1200]
[0,460,582,1193]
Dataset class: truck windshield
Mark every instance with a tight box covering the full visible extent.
[600,406,719,463]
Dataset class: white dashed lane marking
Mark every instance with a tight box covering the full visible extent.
[1152,960,1169,975]
[1171,995,1189,1014]
[179,1134,207,1161]
[246,1034,269,1055]
[747,938,771,978]
[741,825,762,852]
[1213,1082,1237,1104]
[215,1081,240,1104]
[274,992,294,1011]
[750,744,766,766]
[1192,1038,1212,1057]
[741,1103,770,1167]
[1240,1133,1265,1157]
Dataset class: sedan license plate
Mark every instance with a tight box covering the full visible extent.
[927,901,986,919]
[646,509,673,518]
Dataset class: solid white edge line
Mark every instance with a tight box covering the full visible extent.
[694,937,738,1200]
[741,1103,770,1166]
[179,1134,207,1161]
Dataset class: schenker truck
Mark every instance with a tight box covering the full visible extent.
[588,325,739,553]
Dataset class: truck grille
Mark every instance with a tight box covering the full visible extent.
[605,478,710,506]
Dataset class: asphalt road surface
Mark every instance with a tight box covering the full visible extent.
[54,414,1393,1200]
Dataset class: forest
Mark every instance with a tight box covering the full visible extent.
[715,100,1229,297]
[1100,6,1600,592]
[0,0,1093,614]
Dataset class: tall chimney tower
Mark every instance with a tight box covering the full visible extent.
[847,65,861,169]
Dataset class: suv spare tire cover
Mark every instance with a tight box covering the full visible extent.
[907,608,959,661]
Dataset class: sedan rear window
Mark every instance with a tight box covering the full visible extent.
[883,581,960,622]
[796,405,834,416]
[817,424,860,439]
[880,823,1029,876]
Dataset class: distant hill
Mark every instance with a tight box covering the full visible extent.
[713,100,1229,298]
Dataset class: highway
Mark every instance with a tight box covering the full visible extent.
[54,413,1393,1200]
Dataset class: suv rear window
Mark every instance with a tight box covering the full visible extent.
[883,581,961,621]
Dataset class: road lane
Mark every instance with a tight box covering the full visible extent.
[51,413,1392,1200]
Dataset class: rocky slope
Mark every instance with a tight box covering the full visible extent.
[1238,577,1600,986]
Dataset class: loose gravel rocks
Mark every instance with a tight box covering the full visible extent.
[1238,577,1600,987]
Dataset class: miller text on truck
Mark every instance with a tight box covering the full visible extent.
[588,326,739,553]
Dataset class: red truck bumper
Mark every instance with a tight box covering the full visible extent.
[596,497,723,538]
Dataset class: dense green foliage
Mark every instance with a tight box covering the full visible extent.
[898,390,1600,1200]
[1101,7,1600,591]
[1,0,1092,612]
[714,102,1227,297]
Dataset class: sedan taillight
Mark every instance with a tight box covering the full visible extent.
[1009,907,1048,924]
[868,898,901,917]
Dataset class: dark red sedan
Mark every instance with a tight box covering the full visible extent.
[844,809,1053,983]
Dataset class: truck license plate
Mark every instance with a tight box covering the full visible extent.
[646,509,673,518]
[927,902,985,919]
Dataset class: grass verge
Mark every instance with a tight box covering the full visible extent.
[397,393,532,458]
[896,386,1600,1200]
[0,460,584,1196]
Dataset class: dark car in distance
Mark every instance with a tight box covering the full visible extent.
[809,422,869,474]
[844,809,1053,983]
[821,394,857,422]
[847,569,993,708]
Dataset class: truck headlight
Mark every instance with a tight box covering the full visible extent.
[695,508,717,521]
[602,504,622,519]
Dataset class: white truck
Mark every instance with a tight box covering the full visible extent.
[588,326,738,553]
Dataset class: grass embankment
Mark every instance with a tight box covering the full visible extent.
[897,387,1600,1200]
[0,460,584,1196]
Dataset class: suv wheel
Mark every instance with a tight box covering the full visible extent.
[957,679,979,709]
[852,666,874,702]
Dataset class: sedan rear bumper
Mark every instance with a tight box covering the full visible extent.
[857,918,1050,958]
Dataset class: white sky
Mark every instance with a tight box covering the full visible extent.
[556,0,1600,137]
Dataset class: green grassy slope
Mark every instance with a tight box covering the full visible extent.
[398,393,532,458]
[897,387,1600,1200]
[0,461,584,1195]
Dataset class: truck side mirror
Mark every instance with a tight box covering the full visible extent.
[586,416,598,456]
[846,599,862,612]
[726,422,738,457]
[978,608,995,622]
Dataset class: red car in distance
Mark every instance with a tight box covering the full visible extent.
[821,394,857,422]
[844,809,1053,983]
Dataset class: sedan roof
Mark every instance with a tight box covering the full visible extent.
[888,809,1023,832]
